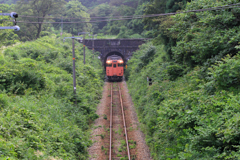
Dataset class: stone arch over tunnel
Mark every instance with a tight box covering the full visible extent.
[103,51,126,69]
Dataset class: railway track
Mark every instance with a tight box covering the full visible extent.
[109,82,131,160]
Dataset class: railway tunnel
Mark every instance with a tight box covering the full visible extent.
[81,39,148,66]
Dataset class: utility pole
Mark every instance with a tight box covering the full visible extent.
[78,32,89,65]
[0,12,20,31]
[92,35,94,58]
[83,34,85,64]
[72,35,76,105]
[61,17,63,36]
[63,35,83,105]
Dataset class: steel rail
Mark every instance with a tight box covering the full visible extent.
[109,83,113,160]
[118,83,131,160]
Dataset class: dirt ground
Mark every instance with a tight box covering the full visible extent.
[88,82,152,160]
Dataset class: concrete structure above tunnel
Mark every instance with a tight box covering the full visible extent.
[80,39,148,64]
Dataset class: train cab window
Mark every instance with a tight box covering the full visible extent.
[113,64,117,68]
[106,63,112,67]
[118,63,124,67]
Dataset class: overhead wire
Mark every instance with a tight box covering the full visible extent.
[17,2,240,20]
[10,3,240,24]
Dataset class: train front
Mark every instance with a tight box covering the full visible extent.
[106,56,124,81]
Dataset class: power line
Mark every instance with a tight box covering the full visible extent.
[13,3,240,24]
[17,2,240,21]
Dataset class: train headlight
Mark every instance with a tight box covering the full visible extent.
[107,60,111,63]
[119,60,123,63]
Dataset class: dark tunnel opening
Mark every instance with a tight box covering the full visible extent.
[103,51,126,69]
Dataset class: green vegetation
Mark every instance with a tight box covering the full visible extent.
[2,0,240,159]
[119,140,127,152]
[128,140,136,149]
[1,0,151,40]
[117,153,122,157]
[117,126,123,135]
[0,33,103,159]
[96,134,105,139]
[126,0,240,159]
[2,0,193,40]
[120,156,128,160]
[103,114,107,120]
[0,5,19,48]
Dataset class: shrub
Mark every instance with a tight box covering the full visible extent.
[166,64,184,81]
[0,34,104,159]
[127,43,240,159]
[207,55,240,91]
[0,94,8,110]
[0,66,46,95]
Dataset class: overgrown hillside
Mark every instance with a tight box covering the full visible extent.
[126,0,240,159]
[0,34,104,159]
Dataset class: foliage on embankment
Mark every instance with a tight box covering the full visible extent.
[0,34,104,159]
[126,0,240,159]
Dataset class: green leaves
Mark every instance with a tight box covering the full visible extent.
[205,55,240,91]
[170,1,240,67]
[127,41,240,159]
[0,9,19,48]
[0,34,104,159]
[64,0,91,35]
[0,66,46,95]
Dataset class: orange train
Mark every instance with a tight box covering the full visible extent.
[106,56,124,81]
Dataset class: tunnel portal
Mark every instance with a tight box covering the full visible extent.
[80,39,148,65]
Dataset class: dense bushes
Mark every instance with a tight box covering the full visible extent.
[127,44,240,159]
[126,1,240,159]
[0,34,104,159]
[207,55,240,90]
[166,64,184,81]
[170,0,240,67]
[127,24,240,160]
[0,66,46,95]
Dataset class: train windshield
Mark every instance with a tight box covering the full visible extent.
[113,64,117,68]
[106,63,112,67]
[118,63,124,67]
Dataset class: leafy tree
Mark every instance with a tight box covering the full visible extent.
[109,0,123,6]
[63,0,91,34]
[16,0,66,39]
[116,26,132,38]
[127,2,147,36]
[0,3,11,12]
[144,0,190,58]
[89,0,146,35]
[77,0,110,8]
[170,0,240,67]
[100,4,135,35]
[90,3,114,33]
[122,0,139,8]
